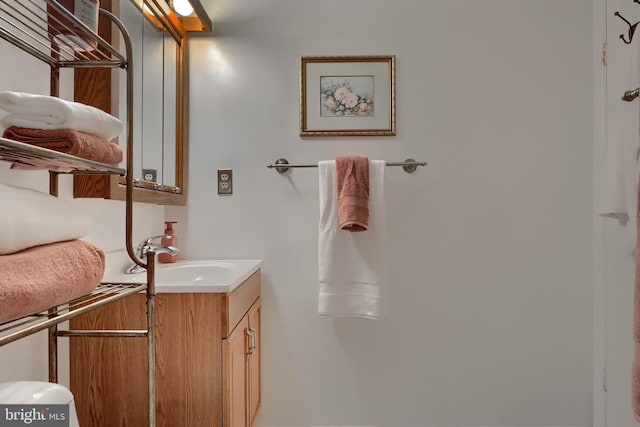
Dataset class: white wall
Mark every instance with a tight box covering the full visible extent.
[0,42,166,384]
[168,0,595,426]
[0,1,594,426]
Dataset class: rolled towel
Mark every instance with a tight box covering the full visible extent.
[3,126,123,166]
[336,156,369,232]
[0,91,122,141]
[0,240,105,325]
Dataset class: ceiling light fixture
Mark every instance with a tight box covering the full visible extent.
[171,0,193,17]
[134,0,212,32]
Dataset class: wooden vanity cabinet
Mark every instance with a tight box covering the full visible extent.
[69,270,261,427]
[247,301,261,426]
[225,297,261,427]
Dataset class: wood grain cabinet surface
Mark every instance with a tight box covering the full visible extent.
[70,270,261,427]
[224,297,261,427]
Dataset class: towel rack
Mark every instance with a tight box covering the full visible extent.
[623,88,640,101]
[266,158,427,174]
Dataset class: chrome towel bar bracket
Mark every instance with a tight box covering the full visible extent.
[623,88,640,102]
[266,158,427,174]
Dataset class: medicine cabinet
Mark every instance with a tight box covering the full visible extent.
[73,0,211,205]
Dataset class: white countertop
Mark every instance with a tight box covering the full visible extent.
[155,259,263,293]
[102,251,263,293]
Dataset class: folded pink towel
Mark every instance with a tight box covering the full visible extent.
[0,240,105,325]
[336,156,369,232]
[3,126,123,166]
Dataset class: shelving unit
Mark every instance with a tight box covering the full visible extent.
[0,137,126,174]
[0,1,156,426]
[0,283,146,345]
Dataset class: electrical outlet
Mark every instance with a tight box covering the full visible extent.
[218,169,232,195]
[142,168,157,182]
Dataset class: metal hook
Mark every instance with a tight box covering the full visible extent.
[615,11,640,44]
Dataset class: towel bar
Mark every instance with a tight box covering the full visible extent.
[266,158,427,174]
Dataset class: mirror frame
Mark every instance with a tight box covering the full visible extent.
[73,0,190,205]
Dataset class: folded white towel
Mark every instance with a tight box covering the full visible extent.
[0,91,122,141]
[318,160,387,319]
[0,183,92,255]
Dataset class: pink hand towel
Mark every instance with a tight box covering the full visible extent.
[3,126,123,166]
[0,240,105,325]
[336,156,369,232]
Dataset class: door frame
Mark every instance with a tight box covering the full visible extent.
[594,0,608,426]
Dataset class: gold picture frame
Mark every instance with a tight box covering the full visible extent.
[299,55,396,137]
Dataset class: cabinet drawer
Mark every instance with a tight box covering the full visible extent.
[223,270,260,337]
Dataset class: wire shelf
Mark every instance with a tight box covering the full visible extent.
[0,282,146,346]
[0,137,125,174]
[0,0,126,68]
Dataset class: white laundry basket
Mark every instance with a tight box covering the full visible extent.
[0,381,79,426]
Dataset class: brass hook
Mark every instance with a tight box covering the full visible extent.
[615,11,640,44]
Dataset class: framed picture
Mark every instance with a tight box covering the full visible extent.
[299,55,396,137]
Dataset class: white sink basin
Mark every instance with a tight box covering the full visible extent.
[104,259,263,293]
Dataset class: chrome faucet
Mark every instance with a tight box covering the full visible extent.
[125,235,179,274]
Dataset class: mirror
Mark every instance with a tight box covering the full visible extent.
[119,0,180,191]
[73,0,188,205]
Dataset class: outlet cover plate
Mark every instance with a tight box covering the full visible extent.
[218,169,232,195]
[142,168,157,182]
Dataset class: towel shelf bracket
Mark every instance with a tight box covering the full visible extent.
[267,158,427,174]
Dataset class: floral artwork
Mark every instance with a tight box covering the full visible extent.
[300,55,395,136]
[320,76,374,117]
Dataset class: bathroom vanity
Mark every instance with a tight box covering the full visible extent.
[69,264,262,427]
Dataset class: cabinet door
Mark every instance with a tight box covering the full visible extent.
[247,299,261,427]
[71,293,225,427]
[224,315,249,427]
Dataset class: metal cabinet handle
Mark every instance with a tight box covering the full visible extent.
[247,326,256,355]
[246,329,253,355]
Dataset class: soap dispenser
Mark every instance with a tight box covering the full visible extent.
[159,221,178,263]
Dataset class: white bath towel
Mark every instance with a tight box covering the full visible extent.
[0,91,122,141]
[0,183,92,255]
[318,160,387,319]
